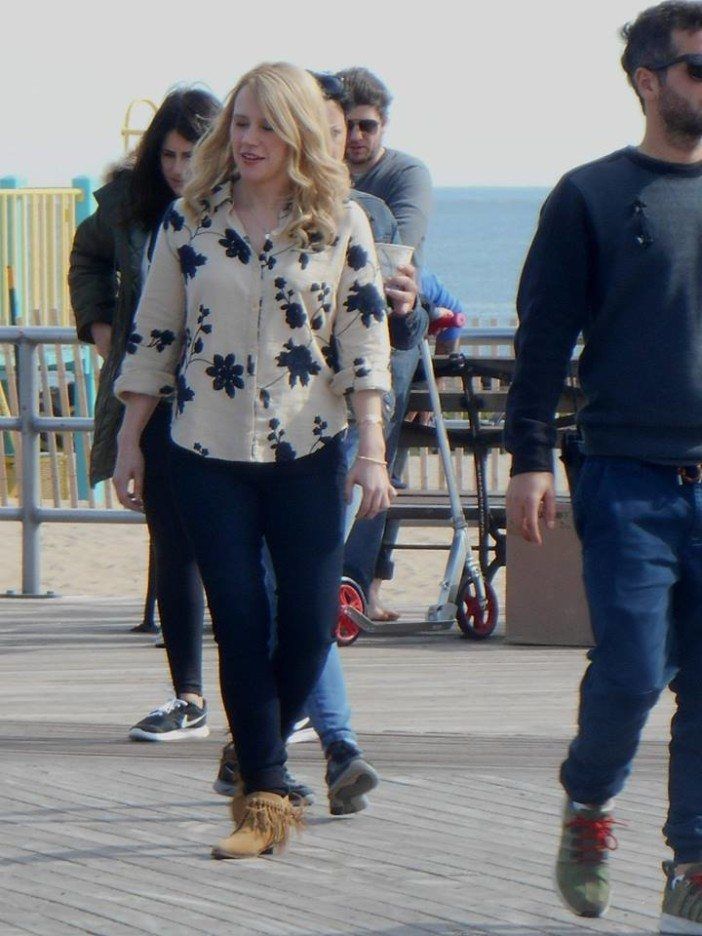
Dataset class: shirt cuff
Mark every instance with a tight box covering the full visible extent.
[114,369,176,402]
[329,365,392,397]
[510,448,555,476]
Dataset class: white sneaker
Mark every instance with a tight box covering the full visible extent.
[288,717,317,744]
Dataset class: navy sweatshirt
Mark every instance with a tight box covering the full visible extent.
[505,147,702,474]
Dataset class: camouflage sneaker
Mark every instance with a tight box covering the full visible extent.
[660,860,702,934]
[555,799,619,918]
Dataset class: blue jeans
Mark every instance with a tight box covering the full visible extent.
[262,545,357,751]
[344,343,420,593]
[170,438,345,794]
[563,456,702,862]
[298,346,422,751]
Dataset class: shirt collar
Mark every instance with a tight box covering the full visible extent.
[206,179,235,215]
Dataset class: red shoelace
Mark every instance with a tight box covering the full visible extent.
[566,814,621,863]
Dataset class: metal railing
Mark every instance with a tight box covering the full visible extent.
[0,327,140,597]
[0,325,526,597]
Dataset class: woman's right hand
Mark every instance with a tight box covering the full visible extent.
[345,457,396,519]
[113,438,146,512]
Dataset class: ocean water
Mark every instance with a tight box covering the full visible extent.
[423,187,550,326]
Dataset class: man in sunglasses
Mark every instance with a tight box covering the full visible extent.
[336,66,434,622]
[337,67,432,269]
[505,2,702,931]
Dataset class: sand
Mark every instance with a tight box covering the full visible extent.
[0,518,504,612]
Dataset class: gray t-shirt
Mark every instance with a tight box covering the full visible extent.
[352,148,432,268]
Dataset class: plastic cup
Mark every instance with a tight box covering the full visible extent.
[374,242,414,280]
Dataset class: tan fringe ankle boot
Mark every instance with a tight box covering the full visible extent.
[211,791,304,859]
[230,788,247,827]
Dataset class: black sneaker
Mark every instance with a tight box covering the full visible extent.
[130,621,160,634]
[325,740,379,816]
[213,741,240,796]
[212,741,315,805]
[129,698,209,742]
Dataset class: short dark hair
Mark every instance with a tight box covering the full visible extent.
[621,1,702,108]
[310,71,351,114]
[336,67,392,121]
[128,86,221,228]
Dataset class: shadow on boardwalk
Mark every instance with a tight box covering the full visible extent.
[0,598,671,935]
[350,929,657,936]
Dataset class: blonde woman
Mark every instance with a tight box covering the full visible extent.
[113,63,393,859]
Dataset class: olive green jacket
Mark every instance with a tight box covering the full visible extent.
[69,171,149,485]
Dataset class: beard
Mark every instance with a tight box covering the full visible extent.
[659,82,702,140]
[346,139,382,167]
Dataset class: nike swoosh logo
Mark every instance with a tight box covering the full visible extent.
[182,714,206,728]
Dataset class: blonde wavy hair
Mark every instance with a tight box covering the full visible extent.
[183,62,350,247]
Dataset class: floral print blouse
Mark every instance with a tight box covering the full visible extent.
[114,182,392,464]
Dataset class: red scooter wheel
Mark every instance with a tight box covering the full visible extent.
[456,579,498,640]
[336,578,365,646]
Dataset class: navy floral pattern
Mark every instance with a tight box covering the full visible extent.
[115,184,391,464]
[347,243,368,271]
[219,228,251,264]
[176,374,195,414]
[260,238,276,270]
[178,244,207,280]
[274,277,307,329]
[205,353,245,398]
[126,332,142,355]
[164,207,185,232]
[321,338,339,372]
[267,418,296,462]
[344,281,386,327]
[311,414,333,452]
[147,329,175,352]
[276,340,322,388]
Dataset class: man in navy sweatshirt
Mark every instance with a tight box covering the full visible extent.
[505,3,702,931]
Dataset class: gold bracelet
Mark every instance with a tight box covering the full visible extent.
[358,415,383,427]
[357,454,387,466]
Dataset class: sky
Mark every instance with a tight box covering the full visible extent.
[2,0,649,189]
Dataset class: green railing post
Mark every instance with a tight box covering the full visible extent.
[72,176,96,225]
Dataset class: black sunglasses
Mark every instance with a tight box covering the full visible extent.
[648,52,702,81]
[346,118,380,134]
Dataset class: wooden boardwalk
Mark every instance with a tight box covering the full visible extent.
[0,597,676,936]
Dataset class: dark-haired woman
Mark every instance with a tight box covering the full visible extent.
[69,87,221,741]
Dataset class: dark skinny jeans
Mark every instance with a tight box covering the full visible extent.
[170,436,345,794]
[140,403,204,697]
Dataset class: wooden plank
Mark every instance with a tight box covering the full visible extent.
[0,597,677,934]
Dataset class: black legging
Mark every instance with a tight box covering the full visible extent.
[170,437,345,794]
[140,403,204,697]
